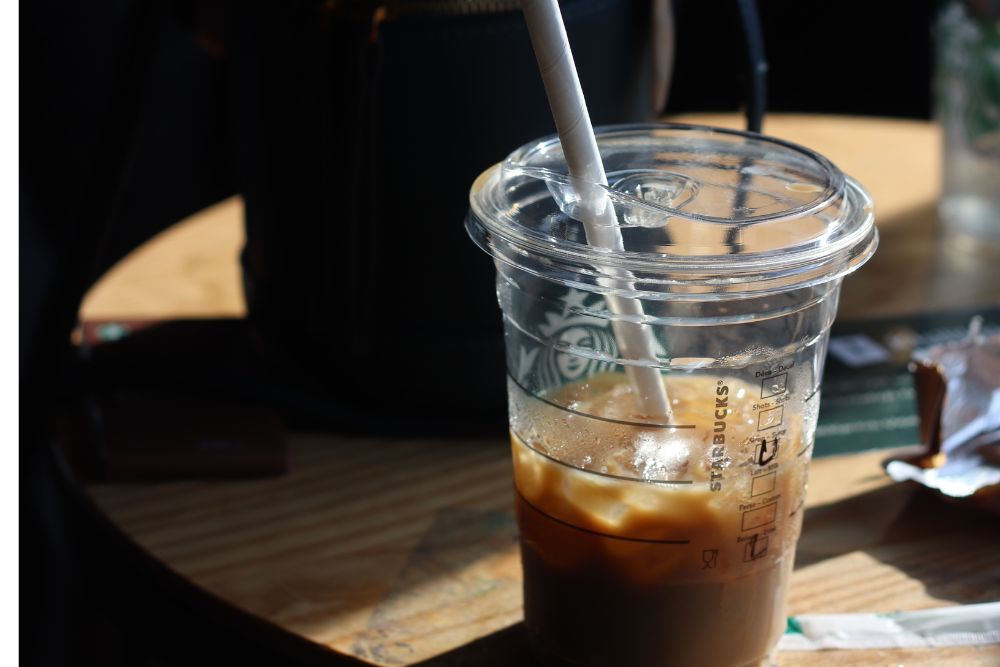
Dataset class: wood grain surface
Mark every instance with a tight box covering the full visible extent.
[80,115,1000,665]
[80,196,247,319]
[87,441,1000,666]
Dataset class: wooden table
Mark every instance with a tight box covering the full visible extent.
[80,115,1000,666]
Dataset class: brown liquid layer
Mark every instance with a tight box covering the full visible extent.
[511,375,809,667]
[518,491,789,667]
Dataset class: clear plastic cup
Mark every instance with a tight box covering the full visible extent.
[465,124,877,667]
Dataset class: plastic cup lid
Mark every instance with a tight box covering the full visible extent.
[466,123,877,299]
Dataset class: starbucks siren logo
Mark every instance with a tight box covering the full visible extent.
[518,289,660,388]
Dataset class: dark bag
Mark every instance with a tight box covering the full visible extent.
[231,0,657,429]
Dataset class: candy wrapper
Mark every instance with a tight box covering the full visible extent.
[884,317,1000,513]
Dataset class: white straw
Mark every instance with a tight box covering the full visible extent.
[521,0,671,419]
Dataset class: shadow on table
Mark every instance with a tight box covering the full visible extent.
[415,622,537,667]
[795,477,1000,604]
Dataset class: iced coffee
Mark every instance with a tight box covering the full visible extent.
[466,124,876,667]
[510,373,809,667]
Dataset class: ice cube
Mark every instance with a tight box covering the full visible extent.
[631,430,691,481]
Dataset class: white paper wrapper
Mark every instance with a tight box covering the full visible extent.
[779,602,1000,651]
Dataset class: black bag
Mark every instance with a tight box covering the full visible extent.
[231,0,657,429]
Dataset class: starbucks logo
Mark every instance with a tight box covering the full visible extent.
[516,289,618,388]
[545,322,618,384]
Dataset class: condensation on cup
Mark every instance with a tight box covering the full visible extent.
[466,124,877,667]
